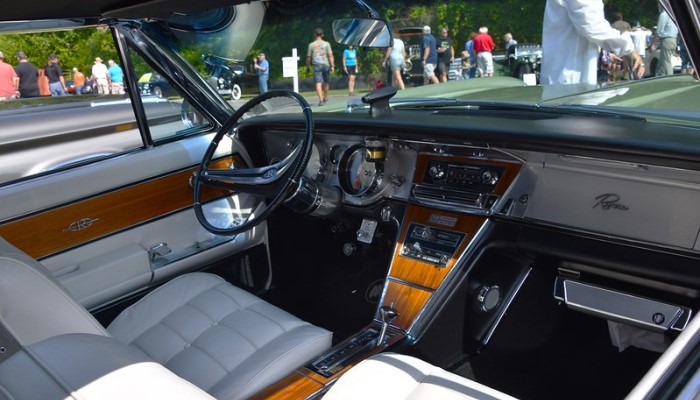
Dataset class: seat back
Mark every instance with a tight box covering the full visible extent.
[0,333,215,400]
[0,237,107,351]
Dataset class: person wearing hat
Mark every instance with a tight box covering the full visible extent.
[14,51,39,98]
[419,25,439,85]
[306,27,334,106]
[253,52,269,94]
[0,50,19,100]
[45,53,67,96]
[91,57,110,95]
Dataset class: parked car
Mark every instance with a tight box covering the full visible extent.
[137,72,176,98]
[644,46,683,77]
[506,44,542,83]
[203,54,244,100]
[1,1,700,400]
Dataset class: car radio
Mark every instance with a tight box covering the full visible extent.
[423,160,504,191]
[400,223,466,267]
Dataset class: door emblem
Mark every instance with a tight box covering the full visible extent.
[64,218,100,232]
[593,194,629,211]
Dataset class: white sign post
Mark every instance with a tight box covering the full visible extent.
[282,48,300,93]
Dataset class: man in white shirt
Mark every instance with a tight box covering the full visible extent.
[90,57,110,95]
[541,0,644,100]
[629,21,652,59]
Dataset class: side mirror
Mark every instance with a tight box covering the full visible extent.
[332,18,391,48]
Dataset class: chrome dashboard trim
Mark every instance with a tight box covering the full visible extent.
[554,278,692,333]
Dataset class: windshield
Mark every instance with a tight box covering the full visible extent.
[142,0,698,125]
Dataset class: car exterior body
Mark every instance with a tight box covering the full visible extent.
[0,1,699,400]
[137,72,176,98]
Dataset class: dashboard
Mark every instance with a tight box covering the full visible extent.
[260,128,700,255]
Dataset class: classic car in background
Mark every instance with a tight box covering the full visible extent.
[0,0,699,400]
[137,72,176,98]
[203,54,244,100]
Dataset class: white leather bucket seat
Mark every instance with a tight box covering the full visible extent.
[323,352,517,400]
[0,237,332,399]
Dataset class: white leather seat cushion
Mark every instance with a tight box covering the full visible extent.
[0,237,108,346]
[107,272,332,400]
[0,333,215,400]
[323,353,517,400]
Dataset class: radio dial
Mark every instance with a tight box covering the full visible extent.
[481,170,499,185]
[429,165,445,180]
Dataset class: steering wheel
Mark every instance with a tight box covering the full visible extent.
[193,90,313,235]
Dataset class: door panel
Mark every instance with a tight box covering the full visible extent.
[0,133,263,310]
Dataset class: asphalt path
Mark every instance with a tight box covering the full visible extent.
[229,93,355,114]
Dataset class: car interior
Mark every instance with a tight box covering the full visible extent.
[0,0,700,399]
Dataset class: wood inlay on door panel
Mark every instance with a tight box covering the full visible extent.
[381,279,432,331]
[389,204,486,290]
[0,159,233,259]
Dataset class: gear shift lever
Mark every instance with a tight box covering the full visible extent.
[377,303,399,346]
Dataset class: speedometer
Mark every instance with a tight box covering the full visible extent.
[338,144,378,196]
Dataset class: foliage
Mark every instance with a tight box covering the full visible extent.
[0,27,117,78]
[0,0,663,83]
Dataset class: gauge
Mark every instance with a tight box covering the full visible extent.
[338,144,378,196]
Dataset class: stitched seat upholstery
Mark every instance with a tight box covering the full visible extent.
[0,237,332,400]
[108,272,332,400]
[323,353,517,400]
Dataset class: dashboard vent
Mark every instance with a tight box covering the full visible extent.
[412,184,496,210]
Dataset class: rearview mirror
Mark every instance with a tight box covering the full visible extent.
[332,18,390,48]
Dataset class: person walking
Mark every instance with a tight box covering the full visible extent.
[91,57,110,95]
[382,29,406,90]
[419,25,439,85]
[14,51,39,98]
[0,51,19,100]
[306,27,334,106]
[473,27,495,77]
[436,27,454,82]
[651,7,679,76]
[464,32,478,79]
[253,52,269,94]
[72,67,86,95]
[45,53,67,96]
[541,0,643,100]
[504,33,518,53]
[342,45,358,96]
[108,59,124,94]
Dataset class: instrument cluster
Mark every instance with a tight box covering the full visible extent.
[262,131,415,214]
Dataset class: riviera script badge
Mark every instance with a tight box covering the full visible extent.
[64,217,100,232]
[592,194,629,211]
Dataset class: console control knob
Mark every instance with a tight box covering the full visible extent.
[477,285,502,312]
[481,170,499,185]
[429,165,445,180]
[342,243,357,256]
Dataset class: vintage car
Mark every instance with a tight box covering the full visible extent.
[0,0,699,400]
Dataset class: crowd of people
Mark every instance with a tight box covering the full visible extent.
[2,3,691,104]
[0,51,127,100]
[316,1,692,101]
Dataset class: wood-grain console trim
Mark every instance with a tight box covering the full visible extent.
[250,325,405,399]
[389,205,487,290]
[414,153,522,196]
[0,159,234,259]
